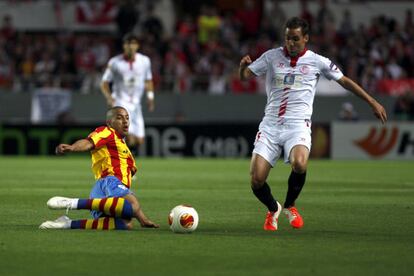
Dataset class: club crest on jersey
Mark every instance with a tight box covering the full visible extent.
[299,65,309,74]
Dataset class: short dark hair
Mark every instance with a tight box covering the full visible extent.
[123,33,139,43]
[285,17,310,36]
[106,106,127,121]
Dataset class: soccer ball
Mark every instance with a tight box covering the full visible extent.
[168,205,199,233]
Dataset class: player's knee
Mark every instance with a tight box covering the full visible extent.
[292,159,307,173]
[250,174,265,189]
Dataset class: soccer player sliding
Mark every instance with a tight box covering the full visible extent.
[39,106,159,230]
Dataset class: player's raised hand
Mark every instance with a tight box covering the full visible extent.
[372,101,387,124]
[240,55,252,67]
[55,144,73,155]
[239,55,254,80]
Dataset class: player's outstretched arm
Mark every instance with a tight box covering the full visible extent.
[336,76,387,124]
[55,139,94,155]
[239,55,255,80]
[124,193,159,228]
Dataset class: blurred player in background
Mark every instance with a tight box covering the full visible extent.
[239,17,387,231]
[40,106,159,230]
[100,33,155,155]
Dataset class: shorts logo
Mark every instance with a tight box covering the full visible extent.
[354,127,398,157]
[117,185,128,190]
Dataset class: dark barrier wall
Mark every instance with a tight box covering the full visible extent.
[0,123,330,158]
[0,93,397,124]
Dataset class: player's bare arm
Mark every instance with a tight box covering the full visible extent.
[239,55,255,80]
[145,80,155,112]
[100,81,114,107]
[55,139,94,155]
[123,193,159,228]
[336,76,387,124]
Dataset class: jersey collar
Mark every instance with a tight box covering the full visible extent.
[283,46,308,67]
[108,126,124,140]
[123,53,135,62]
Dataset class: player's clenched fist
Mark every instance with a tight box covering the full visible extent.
[55,144,73,155]
[240,55,252,67]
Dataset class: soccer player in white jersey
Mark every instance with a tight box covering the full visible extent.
[100,33,155,153]
[239,17,387,231]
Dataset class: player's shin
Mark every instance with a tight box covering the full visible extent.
[252,182,279,212]
[70,217,129,230]
[77,197,134,219]
[284,170,307,208]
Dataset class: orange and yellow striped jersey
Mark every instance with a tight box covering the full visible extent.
[88,126,137,188]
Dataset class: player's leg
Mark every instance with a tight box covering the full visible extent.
[70,178,134,230]
[43,177,137,230]
[135,111,145,147]
[92,176,158,228]
[251,127,284,231]
[46,177,134,219]
[40,215,132,230]
[250,153,282,231]
[127,109,144,155]
[285,144,309,208]
[250,153,279,212]
[282,124,311,228]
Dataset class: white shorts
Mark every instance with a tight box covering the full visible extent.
[114,101,145,138]
[253,119,312,167]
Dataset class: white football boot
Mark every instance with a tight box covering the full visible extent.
[39,215,72,230]
[46,196,78,212]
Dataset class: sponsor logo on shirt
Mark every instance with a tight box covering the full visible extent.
[275,74,304,88]
[284,73,295,85]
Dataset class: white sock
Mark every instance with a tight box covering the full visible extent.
[71,199,79,209]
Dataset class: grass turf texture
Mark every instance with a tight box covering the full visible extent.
[0,157,413,276]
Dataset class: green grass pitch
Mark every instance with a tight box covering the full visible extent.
[0,157,413,275]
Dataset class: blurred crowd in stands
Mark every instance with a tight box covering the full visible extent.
[0,0,414,103]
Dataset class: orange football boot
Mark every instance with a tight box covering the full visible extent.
[263,202,282,231]
[283,206,304,228]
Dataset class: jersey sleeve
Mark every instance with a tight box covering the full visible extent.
[102,59,115,82]
[88,127,112,149]
[248,51,270,77]
[317,55,344,81]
